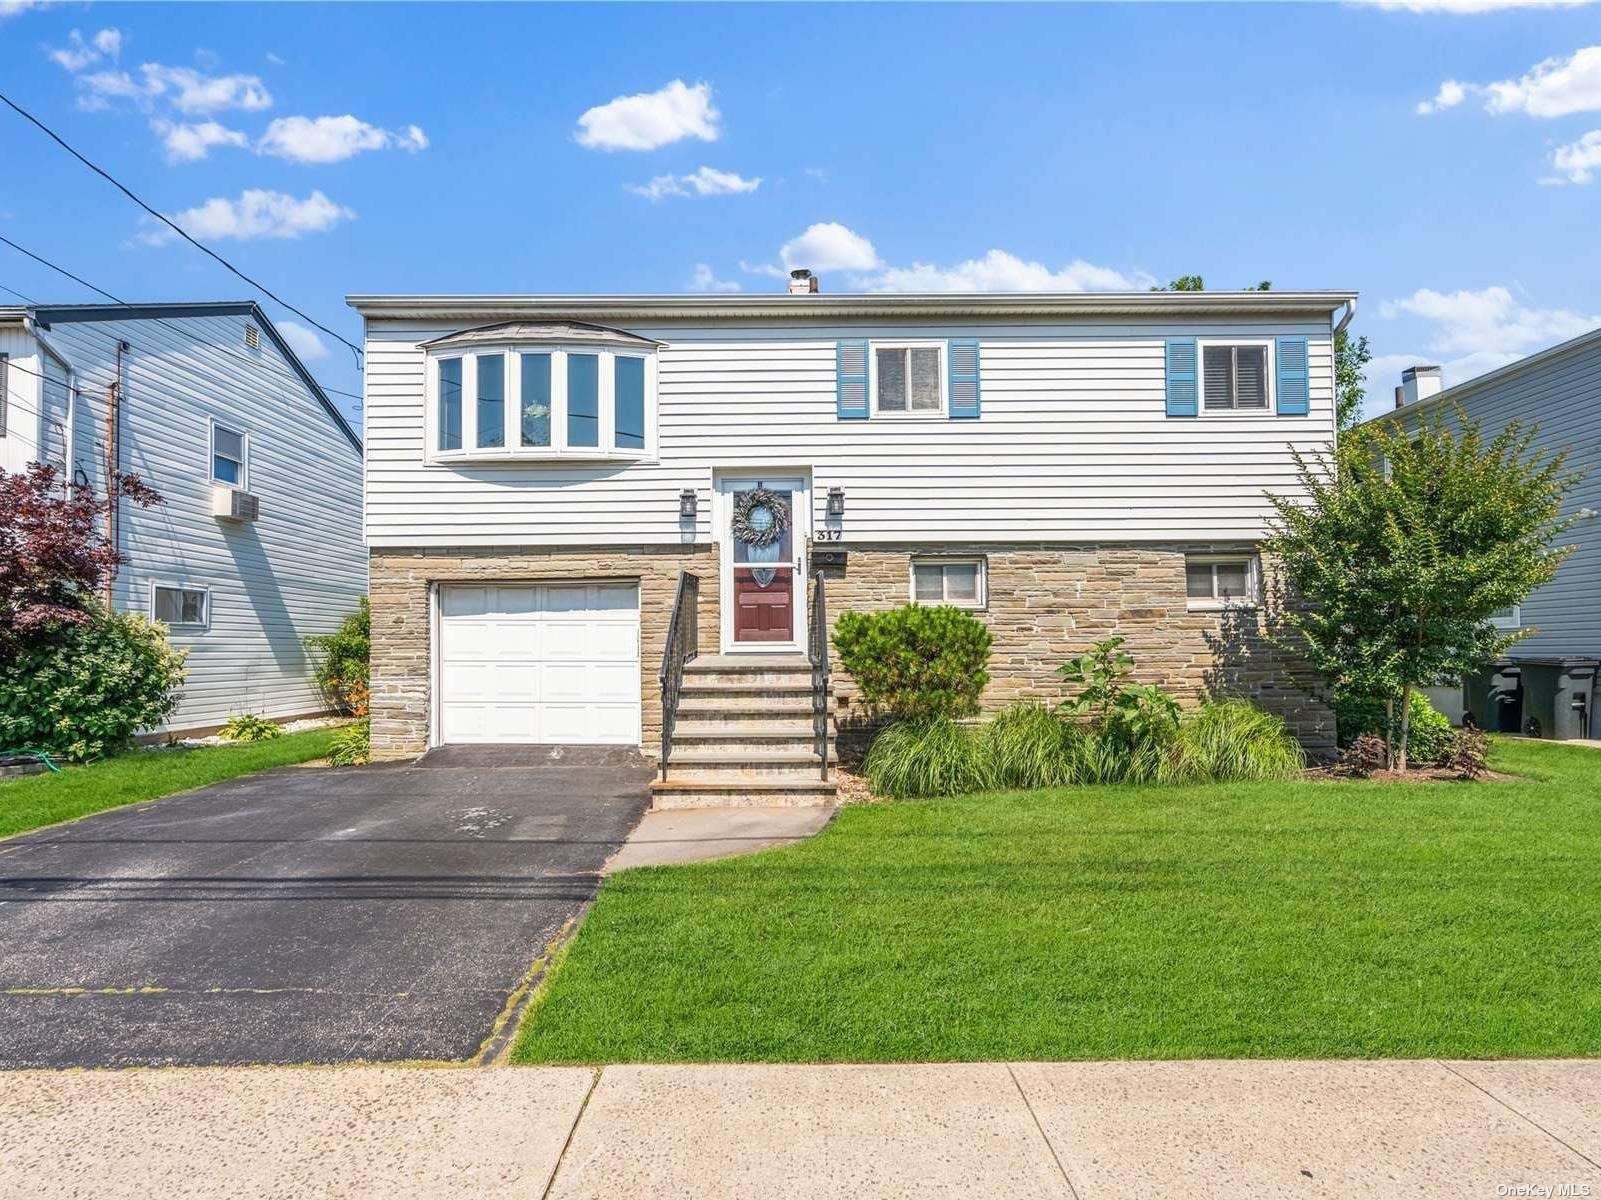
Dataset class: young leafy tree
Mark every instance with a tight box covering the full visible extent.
[1334,329,1372,431]
[1264,406,1579,769]
[0,463,161,648]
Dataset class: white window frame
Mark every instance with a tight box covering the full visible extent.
[150,581,211,630]
[424,343,657,465]
[1185,553,1259,611]
[1490,604,1523,631]
[909,556,987,610]
[1197,338,1275,417]
[209,418,248,489]
[869,340,947,419]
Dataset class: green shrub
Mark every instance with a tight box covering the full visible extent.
[1160,700,1305,784]
[1333,690,1453,765]
[864,718,992,799]
[327,719,371,767]
[833,605,991,720]
[984,703,1082,789]
[0,610,186,762]
[219,713,281,743]
[306,597,370,716]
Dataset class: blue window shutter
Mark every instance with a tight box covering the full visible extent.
[1165,338,1198,417]
[836,339,869,420]
[947,338,981,419]
[1276,336,1309,415]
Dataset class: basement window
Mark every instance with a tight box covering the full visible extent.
[911,557,986,609]
[1186,554,1258,610]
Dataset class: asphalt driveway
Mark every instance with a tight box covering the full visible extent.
[0,746,653,1068]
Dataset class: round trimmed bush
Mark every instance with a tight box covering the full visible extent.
[0,610,186,761]
[833,604,991,720]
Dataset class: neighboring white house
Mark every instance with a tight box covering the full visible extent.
[1,301,366,736]
[350,279,1356,804]
[1367,335,1601,741]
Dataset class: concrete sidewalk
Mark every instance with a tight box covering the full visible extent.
[2,1059,1598,1198]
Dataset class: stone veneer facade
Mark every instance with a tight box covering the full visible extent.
[368,541,1334,762]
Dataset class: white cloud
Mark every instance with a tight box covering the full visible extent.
[1546,128,1601,183]
[276,320,330,361]
[265,51,285,66]
[778,222,880,272]
[576,79,719,151]
[256,115,428,164]
[860,248,1149,293]
[145,64,271,114]
[50,27,121,72]
[1380,285,1601,355]
[0,0,47,19]
[140,189,354,244]
[1415,79,1468,115]
[1421,45,1601,118]
[629,165,761,201]
[151,118,247,163]
[688,264,741,293]
[1355,0,1594,11]
[78,62,272,114]
[1374,285,1601,397]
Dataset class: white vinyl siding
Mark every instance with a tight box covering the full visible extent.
[363,317,1337,548]
[36,310,364,731]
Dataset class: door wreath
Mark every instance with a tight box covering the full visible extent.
[732,488,789,548]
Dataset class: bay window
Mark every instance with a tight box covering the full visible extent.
[422,323,660,462]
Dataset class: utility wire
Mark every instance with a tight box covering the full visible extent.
[0,241,365,405]
[0,88,362,363]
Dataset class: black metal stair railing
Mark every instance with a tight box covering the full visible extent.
[807,573,830,782]
[658,571,700,781]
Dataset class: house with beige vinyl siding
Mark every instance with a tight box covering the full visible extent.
[350,277,1355,806]
[1,301,364,737]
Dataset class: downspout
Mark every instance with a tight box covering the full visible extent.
[102,341,128,610]
[1333,297,1357,338]
[23,317,78,485]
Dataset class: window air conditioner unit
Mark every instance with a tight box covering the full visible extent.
[212,486,260,522]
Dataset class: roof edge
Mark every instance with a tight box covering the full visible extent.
[348,290,1358,322]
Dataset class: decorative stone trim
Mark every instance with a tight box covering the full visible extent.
[368,544,719,760]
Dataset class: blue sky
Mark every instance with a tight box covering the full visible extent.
[2,0,1600,425]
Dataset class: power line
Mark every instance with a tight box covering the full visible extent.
[0,87,362,363]
[0,241,364,404]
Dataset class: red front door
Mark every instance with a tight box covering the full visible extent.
[733,569,793,641]
[729,484,796,644]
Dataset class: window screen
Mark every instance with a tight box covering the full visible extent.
[212,425,245,485]
[153,586,206,626]
[1203,346,1268,411]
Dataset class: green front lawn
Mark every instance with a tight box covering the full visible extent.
[513,737,1601,1064]
[0,727,345,840]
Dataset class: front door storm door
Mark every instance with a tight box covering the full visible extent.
[730,482,797,644]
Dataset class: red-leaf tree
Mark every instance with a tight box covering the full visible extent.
[0,463,161,647]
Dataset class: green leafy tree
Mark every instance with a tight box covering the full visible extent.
[305,597,370,715]
[1264,406,1579,769]
[1334,330,1372,431]
[1151,275,1207,292]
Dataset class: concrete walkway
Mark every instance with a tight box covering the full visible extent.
[3,1059,1598,1198]
[602,805,836,873]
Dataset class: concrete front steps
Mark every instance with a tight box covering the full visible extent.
[651,654,838,809]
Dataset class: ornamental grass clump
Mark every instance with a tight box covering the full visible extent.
[1159,699,1305,784]
[863,717,991,799]
[984,702,1083,789]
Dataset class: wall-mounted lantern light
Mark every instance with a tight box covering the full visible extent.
[679,489,698,520]
[827,487,846,518]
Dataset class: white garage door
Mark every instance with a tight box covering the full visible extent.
[438,582,640,745]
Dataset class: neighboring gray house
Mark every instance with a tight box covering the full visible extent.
[0,301,366,736]
[1368,335,1601,740]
